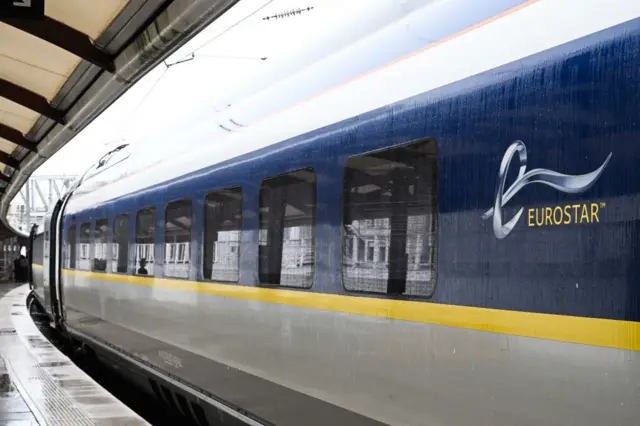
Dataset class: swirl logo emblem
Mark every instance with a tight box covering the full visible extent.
[482,141,612,239]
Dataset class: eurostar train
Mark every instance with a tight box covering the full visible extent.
[29,1,640,425]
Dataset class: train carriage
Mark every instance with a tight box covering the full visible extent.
[30,1,640,425]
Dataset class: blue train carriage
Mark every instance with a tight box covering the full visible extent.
[29,1,639,425]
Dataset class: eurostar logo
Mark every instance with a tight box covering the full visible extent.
[482,141,612,239]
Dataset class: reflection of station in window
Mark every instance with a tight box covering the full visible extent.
[164,242,191,277]
[66,225,77,269]
[111,214,129,273]
[164,200,192,279]
[92,219,108,272]
[342,139,438,297]
[259,168,316,288]
[135,207,156,276]
[135,244,155,274]
[204,187,242,282]
[78,223,92,271]
[258,225,315,281]
[209,230,241,278]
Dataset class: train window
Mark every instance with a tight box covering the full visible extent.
[112,214,129,273]
[78,223,91,271]
[164,199,192,279]
[203,187,242,282]
[342,139,438,297]
[92,219,108,272]
[259,168,316,288]
[135,207,156,276]
[67,225,76,269]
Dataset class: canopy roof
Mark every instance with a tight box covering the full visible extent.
[0,0,239,238]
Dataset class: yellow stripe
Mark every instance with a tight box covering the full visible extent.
[33,265,640,352]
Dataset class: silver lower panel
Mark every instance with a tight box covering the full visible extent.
[62,274,640,426]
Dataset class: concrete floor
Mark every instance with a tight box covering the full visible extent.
[0,282,149,426]
[0,282,38,426]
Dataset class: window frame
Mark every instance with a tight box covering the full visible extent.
[134,206,156,277]
[112,213,130,274]
[78,222,92,271]
[67,224,77,269]
[258,167,317,289]
[340,137,439,299]
[92,218,108,272]
[202,186,243,283]
[163,198,193,279]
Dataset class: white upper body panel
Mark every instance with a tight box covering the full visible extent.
[65,0,640,215]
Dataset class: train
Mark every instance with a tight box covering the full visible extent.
[28,1,640,425]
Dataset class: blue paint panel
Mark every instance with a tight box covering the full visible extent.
[64,18,640,322]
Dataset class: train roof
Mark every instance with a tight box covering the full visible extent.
[64,0,640,214]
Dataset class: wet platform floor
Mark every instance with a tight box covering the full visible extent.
[0,355,36,425]
[0,283,39,426]
[0,282,149,425]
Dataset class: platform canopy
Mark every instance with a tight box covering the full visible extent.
[0,0,240,239]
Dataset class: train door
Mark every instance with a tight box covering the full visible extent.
[27,223,38,290]
[45,195,70,326]
[42,210,53,312]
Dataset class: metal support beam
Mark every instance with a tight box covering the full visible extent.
[51,179,61,199]
[0,152,20,170]
[33,180,47,208]
[0,78,66,124]
[48,179,53,206]
[1,17,116,73]
[18,188,28,205]
[0,123,36,152]
[6,175,76,234]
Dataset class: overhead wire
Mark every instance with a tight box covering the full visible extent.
[195,53,267,60]
[115,66,170,140]
[175,0,277,62]
[114,0,278,139]
[262,6,315,21]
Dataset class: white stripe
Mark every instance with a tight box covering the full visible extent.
[67,0,640,214]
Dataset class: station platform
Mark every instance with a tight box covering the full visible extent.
[0,283,149,426]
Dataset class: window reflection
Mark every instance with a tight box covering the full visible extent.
[343,139,438,296]
[204,187,242,282]
[165,200,192,279]
[135,208,155,276]
[259,169,316,288]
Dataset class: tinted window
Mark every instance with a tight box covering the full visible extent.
[164,200,192,279]
[78,223,91,271]
[92,219,108,271]
[203,187,242,282]
[259,168,316,288]
[112,214,129,273]
[342,139,438,297]
[67,225,76,269]
[135,208,155,276]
